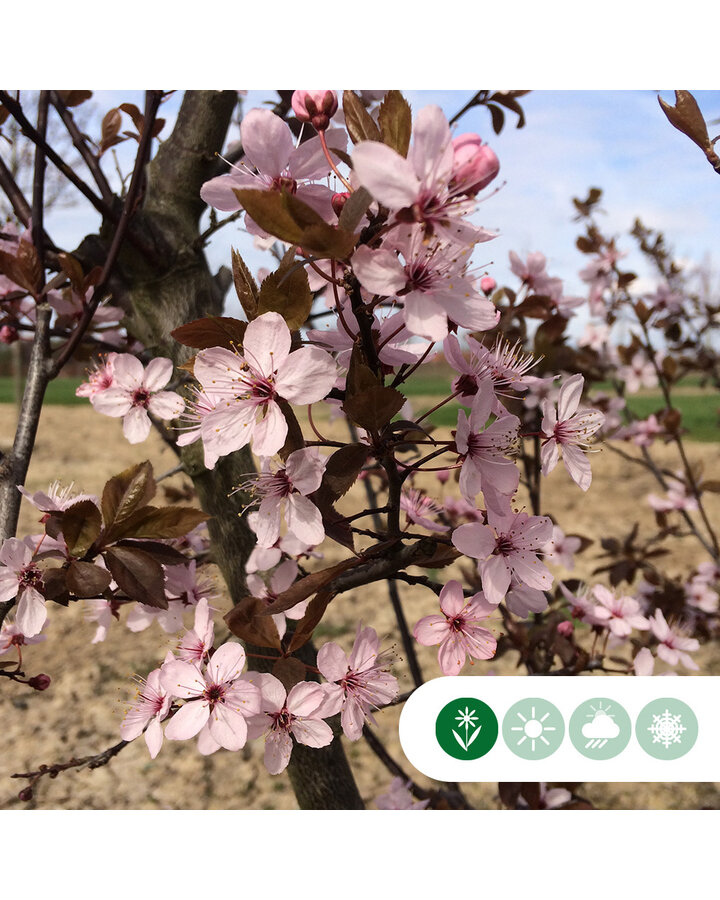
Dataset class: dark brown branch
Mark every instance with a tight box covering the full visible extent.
[12,739,129,800]
[0,153,31,224]
[49,90,114,205]
[49,91,163,377]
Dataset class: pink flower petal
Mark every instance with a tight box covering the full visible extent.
[275,347,336,404]
[243,311,291,376]
[164,699,210,741]
[317,641,349,683]
[264,730,293,774]
[122,407,151,444]
[240,109,294,178]
[285,494,324,546]
[352,141,420,210]
[291,716,334,748]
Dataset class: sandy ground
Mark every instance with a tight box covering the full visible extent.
[1,400,719,810]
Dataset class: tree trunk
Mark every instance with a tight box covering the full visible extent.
[75,89,364,809]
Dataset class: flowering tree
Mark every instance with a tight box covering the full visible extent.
[1,89,718,810]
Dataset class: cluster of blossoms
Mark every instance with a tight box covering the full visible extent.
[120,609,398,771]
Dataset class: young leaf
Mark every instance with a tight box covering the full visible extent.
[66,560,112,598]
[257,253,313,330]
[231,248,259,320]
[286,587,336,652]
[342,91,382,144]
[109,505,208,541]
[103,546,167,608]
[224,596,282,650]
[233,189,357,259]
[319,443,369,501]
[378,90,412,157]
[60,500,103,557]
[342,362,406,433]
[101,461,156,534]
[171,316,247,351]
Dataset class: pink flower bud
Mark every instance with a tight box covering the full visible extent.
[436,468,450,484]
[28,673,51,691]
[451,133,500,196]
[480,276,497,295]
[292,90,338,131]
[18,787,33,802]
[556,620,574,638]
[331,191,350,217]
[0,324,19,344]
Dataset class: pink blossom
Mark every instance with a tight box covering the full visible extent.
[176,597,215,664]
[351,105,497,246]
[120,659,173,758]
[0,618,47,656]
[621,414,663,448]
[452,510,554,605]
[540,373,604,491]
[509,251,562,297]
[246,674,336,774]
[556,620,574,638]
[75,353,118,398]
[559,582,610,628]
[633,647,655,676]
[164,559,217,607]
[317,625,398,739]
[505,579,549,617]
[200,108,346,229]
[450,133,499,196]
[400,489,448,533]
[647,474,698,513]
[85,598,118,643]
[543,525,581,570]
[376,777,429,810]
[0,538,46,636]
[352,228,498,341]
[89,355,184,444]
[480,276,496,295]
[617,352,658,394]
[413,580,497,675]
[455,383,520,510]
[578,322,611,352]
[592,585,649,637]
[161,643,262,750]
[444,333,538,406]
[179,312,336,467]
[0,324,18,343]
[291,90,338,131]
[242,447,327,548]
[649,609,699,670]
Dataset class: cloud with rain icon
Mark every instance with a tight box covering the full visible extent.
[582,706,620,749]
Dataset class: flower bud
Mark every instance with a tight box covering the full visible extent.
[480,276,497,295]
[28,673,51,691]
[436,468,450,484]
[291,90,338,132]
[451,134,500,196]
[556,620,574,638]
[18,787,33,802]
[0,324,19,344]
[331,191,350,218]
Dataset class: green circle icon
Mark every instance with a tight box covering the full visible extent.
[635,698,698,760]
[502,698,565,759]
[435,698,498,760]
[569,697,632,760]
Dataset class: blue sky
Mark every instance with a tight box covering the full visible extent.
[43,89,720,335]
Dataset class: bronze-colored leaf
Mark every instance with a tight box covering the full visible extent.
[60,499,103,557]
[337,186,373,232]
[56,90,93,107]
[378,90,412,157]
[100,108,122,154]
[224,596,282,649]
[342,91,382,144]
[114,539,189,565]
[342,361,405,433]
[276,398,305,462]
[110,505,208,542]
[101,461,156,535]
[0,239,42,294]
[320,443,369,501]
[118,102,144,132]
[233,189,358,259]
[104,546,167,608]
[257,250,313,330]
[171,316,247,351]
[231,248,259,320]
[66,560,112,598]
[58,252,85,293]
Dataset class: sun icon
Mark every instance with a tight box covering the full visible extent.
[510,704,557,752]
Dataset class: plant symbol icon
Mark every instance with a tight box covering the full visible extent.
[436,697,498,760]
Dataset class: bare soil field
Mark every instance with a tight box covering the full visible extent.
[2,401,719,810]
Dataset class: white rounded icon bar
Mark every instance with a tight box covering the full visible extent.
[399,676,715,781]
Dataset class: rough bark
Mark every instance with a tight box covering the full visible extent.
[73,90,363,809]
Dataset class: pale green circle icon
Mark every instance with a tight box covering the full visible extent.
[569,697,631,760]
[635,698,698,760]
[502,698,565,759]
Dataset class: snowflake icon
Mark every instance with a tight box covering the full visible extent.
[648,708,687,749]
